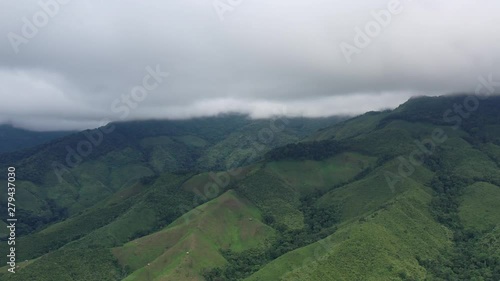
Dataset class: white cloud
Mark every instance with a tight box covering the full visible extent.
[0,0,499,130]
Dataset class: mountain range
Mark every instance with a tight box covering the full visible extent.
[0,95,499,280]
[0,125,72,154]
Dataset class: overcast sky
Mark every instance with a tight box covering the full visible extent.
[1,0,499,131]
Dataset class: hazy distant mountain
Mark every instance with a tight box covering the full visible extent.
[1,96,499,280]
[0,125,73,154]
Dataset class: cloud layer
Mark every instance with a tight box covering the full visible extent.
[1,0,499,130]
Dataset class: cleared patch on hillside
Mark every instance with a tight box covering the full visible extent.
[114,190,274,280]
[265,152,375,194]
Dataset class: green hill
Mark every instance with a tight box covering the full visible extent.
[114,190,275,281]
[0,115,343,238]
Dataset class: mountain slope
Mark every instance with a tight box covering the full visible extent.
[0,124,73,154]
[114,190,275,281]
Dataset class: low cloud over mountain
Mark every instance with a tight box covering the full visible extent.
[1,0,499,130]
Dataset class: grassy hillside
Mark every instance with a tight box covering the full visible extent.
[459,182,500,233]
[114,190,274,281]
[246,185,451,281]
[0,115,343,239]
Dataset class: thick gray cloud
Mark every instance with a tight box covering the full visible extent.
[0,0,499,131]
